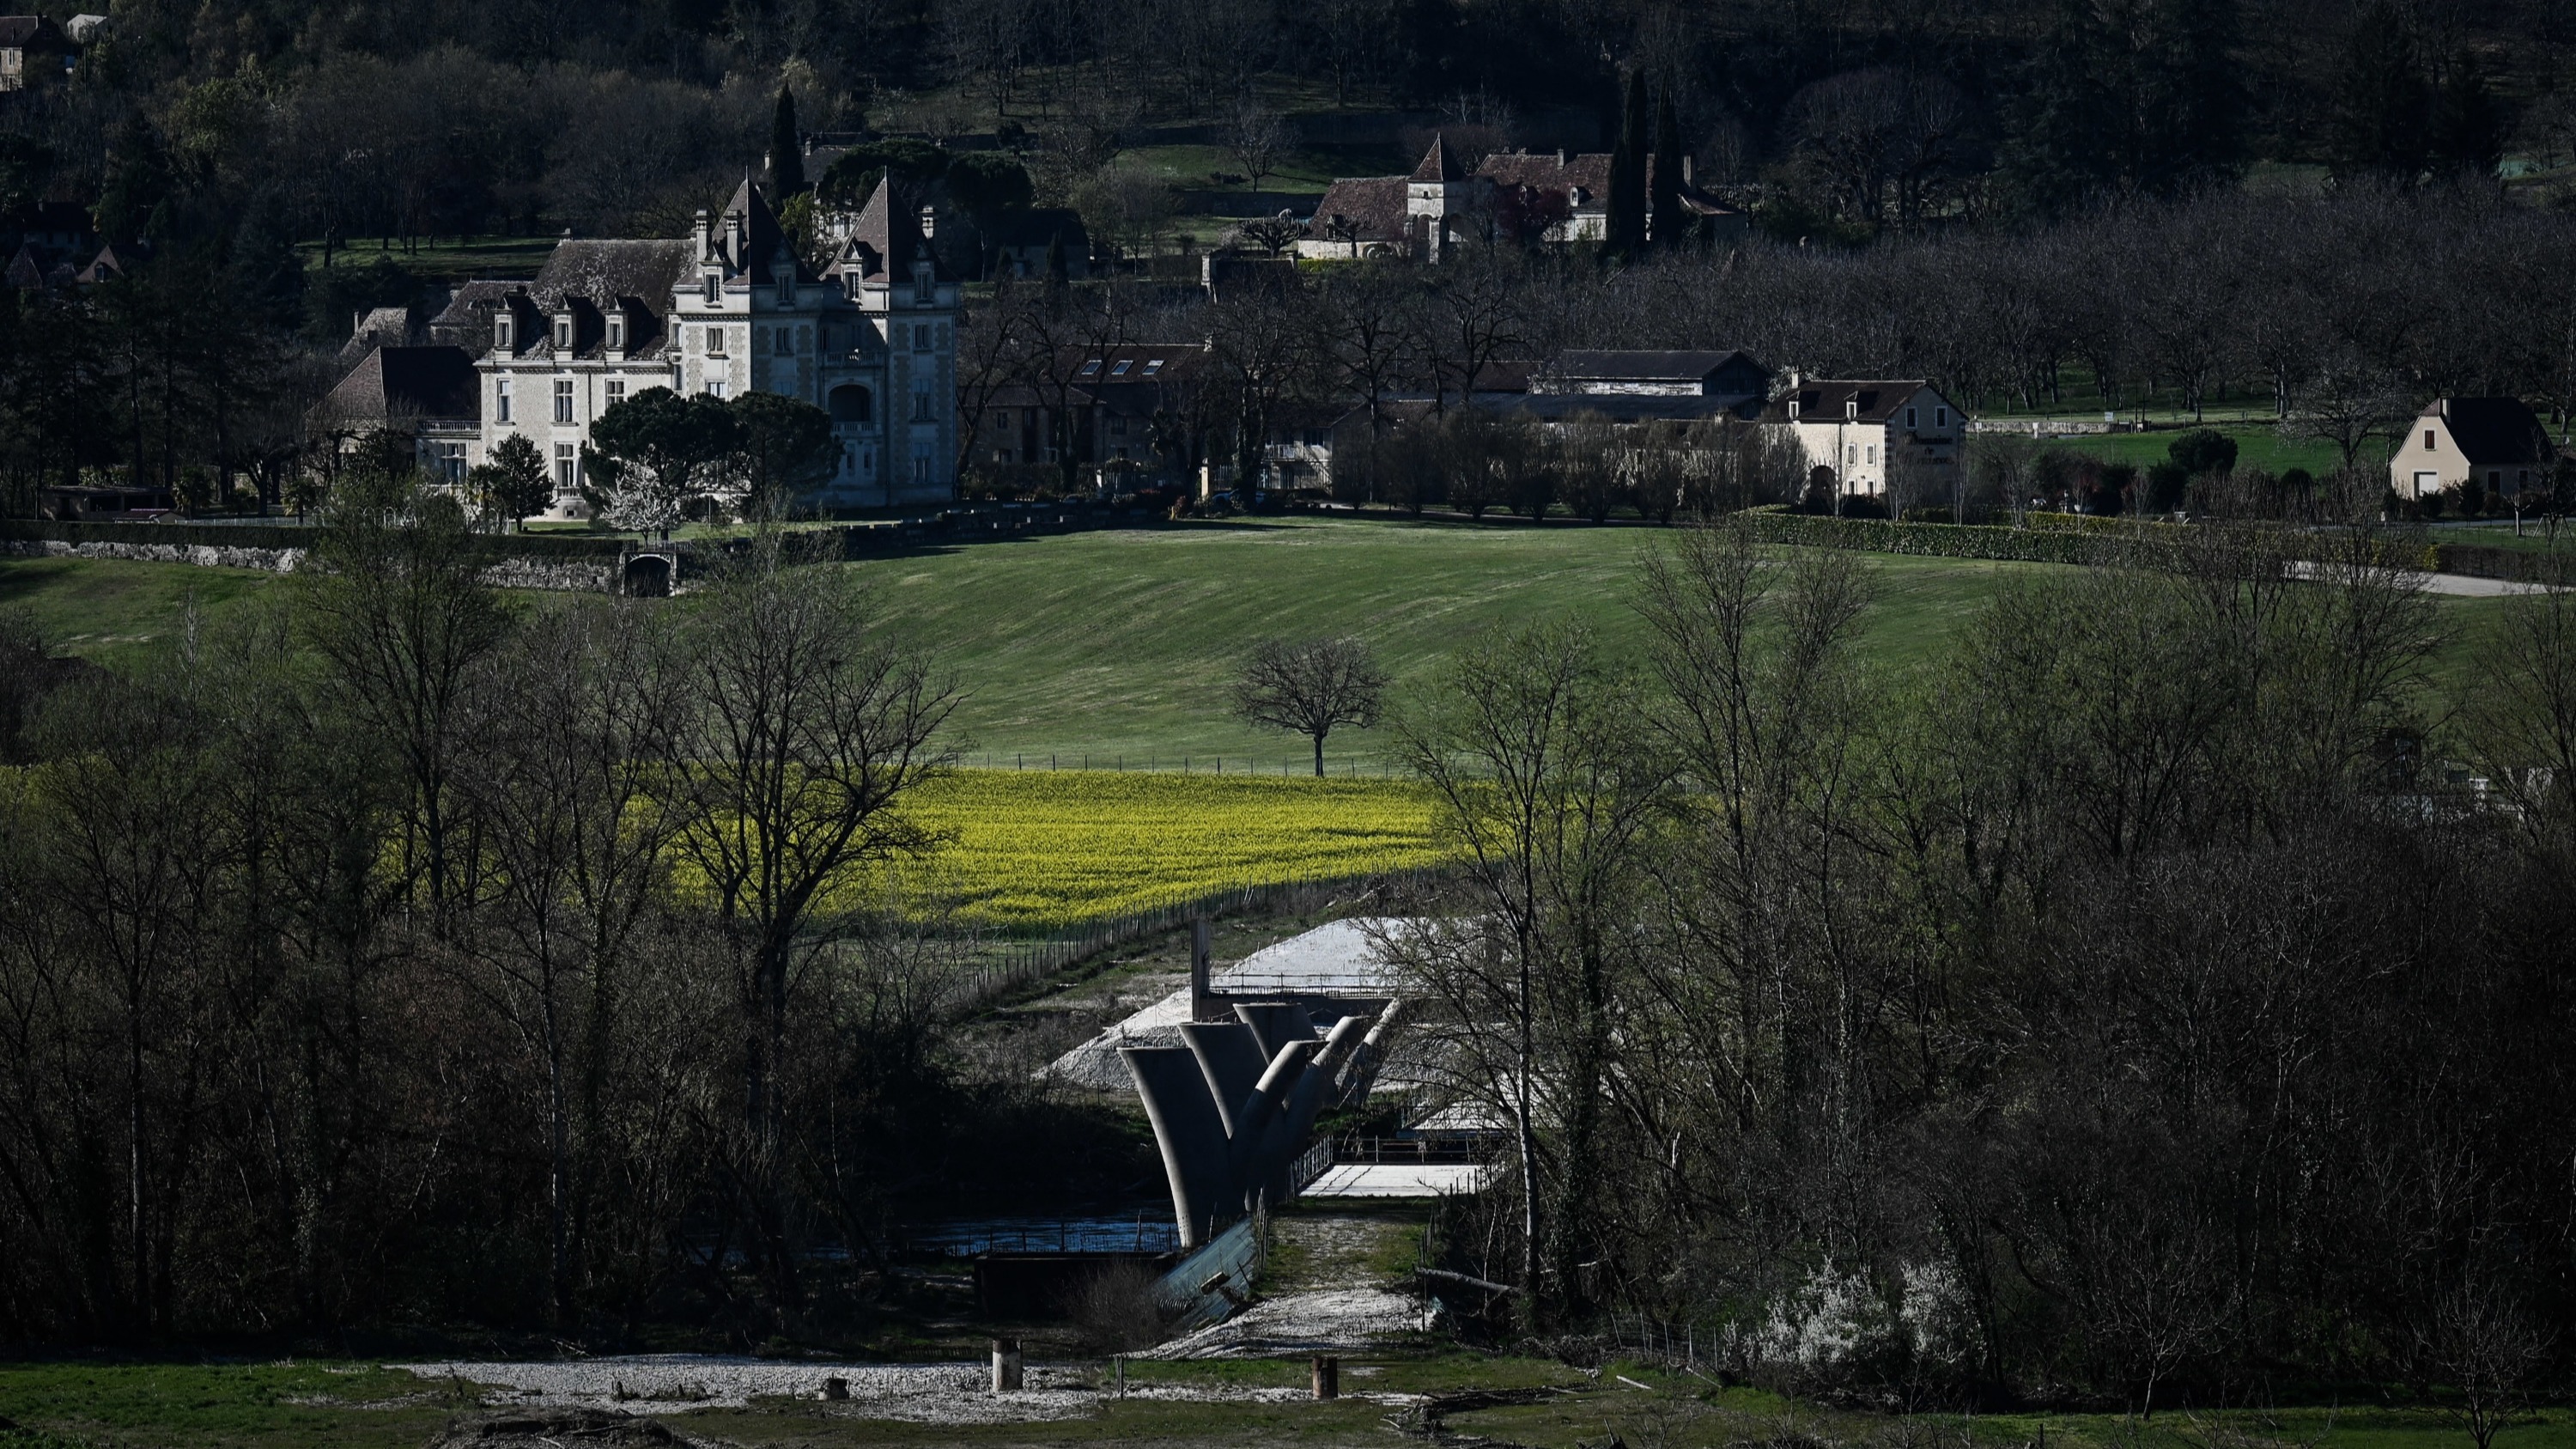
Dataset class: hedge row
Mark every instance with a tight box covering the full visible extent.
[1741,508,2118,565]
[1743,508,2557,581]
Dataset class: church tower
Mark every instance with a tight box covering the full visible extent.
[1405,133,1472,263]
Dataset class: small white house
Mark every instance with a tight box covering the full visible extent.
[2391,398,2555,501]
[1764,377,1965,496]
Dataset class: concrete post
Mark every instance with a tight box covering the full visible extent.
[990,1337,1023,1391]
[1189,917,1215,1021]
[1311,1355,1339,1399]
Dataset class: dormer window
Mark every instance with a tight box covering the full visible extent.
[776,272,793,304]
[703,274,720,304]
[555,319,573,350]
[1787,398,1801,419]
[607,317,624,350]
[1844,399,1858,420]
[495,315,513,350]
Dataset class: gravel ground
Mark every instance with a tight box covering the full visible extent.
[389,1355,1375,1424]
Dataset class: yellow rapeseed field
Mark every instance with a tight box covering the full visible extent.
[871,769,1451,932]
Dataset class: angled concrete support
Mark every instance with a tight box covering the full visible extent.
[1179,1021,1268,1140]
[1122,1044,1234,1248]
[1234,1001,1315,1060]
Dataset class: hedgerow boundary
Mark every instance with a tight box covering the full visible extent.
[1739,505,2546,581]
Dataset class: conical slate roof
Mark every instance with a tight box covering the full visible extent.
[1409,132,1466,183]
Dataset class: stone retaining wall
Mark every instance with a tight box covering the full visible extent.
[4,538,625,593]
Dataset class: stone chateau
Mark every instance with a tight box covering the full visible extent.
[319,177,960,515]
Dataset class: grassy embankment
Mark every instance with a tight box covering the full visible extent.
[0,515,2520,768]
[3,1355,2573,1449]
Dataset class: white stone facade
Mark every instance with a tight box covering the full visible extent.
[472,178,957,516]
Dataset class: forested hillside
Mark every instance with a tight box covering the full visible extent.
[3,0,2573,267]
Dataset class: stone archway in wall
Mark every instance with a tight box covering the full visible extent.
[623,552,672,598]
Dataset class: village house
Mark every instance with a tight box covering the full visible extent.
[1297,136,1746,261]
[0,15,71,91]
[313,344,482,484]
[1762,374,1965,498]
[2391,397,2556,501]
[966,342,1212,488]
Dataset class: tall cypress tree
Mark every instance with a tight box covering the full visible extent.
[1606,71,1649,260]
[2324,0,2428,181]
[2430,48,2504,178]
[1649,81,1687,250]
[771,86,807,197]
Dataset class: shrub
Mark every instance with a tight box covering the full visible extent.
[2167,427,2240,477]
[2146,460,2190,513]
[1066,1260,1178,1353]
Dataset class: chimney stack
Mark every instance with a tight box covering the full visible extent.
[724,210,745,265]
[919,204,937,241]
[693,209,711,262]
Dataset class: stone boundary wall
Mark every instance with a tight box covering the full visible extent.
[4,538,623,593]
[3,538,307,572]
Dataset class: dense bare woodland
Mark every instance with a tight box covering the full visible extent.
[1388,523,2576,1403]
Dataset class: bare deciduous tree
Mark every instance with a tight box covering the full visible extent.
[1230,636,1388,775]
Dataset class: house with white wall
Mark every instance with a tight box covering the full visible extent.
[2391,398,2555,501]
[1764,376,1965,498]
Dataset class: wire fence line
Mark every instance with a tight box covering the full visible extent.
[948,750,1418,779]
[941,865,1453,1020]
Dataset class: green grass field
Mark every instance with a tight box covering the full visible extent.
[0,516,2518,761]
[2015,422,2376,479]
[2,1355,2567,1449]
[295,234,557,281]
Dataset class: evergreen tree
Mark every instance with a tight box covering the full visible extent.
[1606,71,1649,260]
[224,186,305,331]
[1043,228,1070,292]
[2324,0,2430,181]
[2430,48,2505,178]
[1650,81,1687,250]
[771,86,807,197]
[94,114,173,244]
[2006,0,2245,217]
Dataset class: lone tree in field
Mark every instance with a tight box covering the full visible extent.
[1232,637,1388,776]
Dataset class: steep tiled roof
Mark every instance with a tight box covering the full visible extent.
[1410,133,1466,183]
[2427,398,2553,466]
[0,15,68,48]
[531,239,694,313]
[1308,177,1407,244]
[835,177,955,284]
[428,279,519,355]
[715,175,817,286]
[1549,350,1765,385]
[318,345,479,424]
[1765,379,1935,425]
[1474,152,1741,219]
[1478,151,1612,208]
